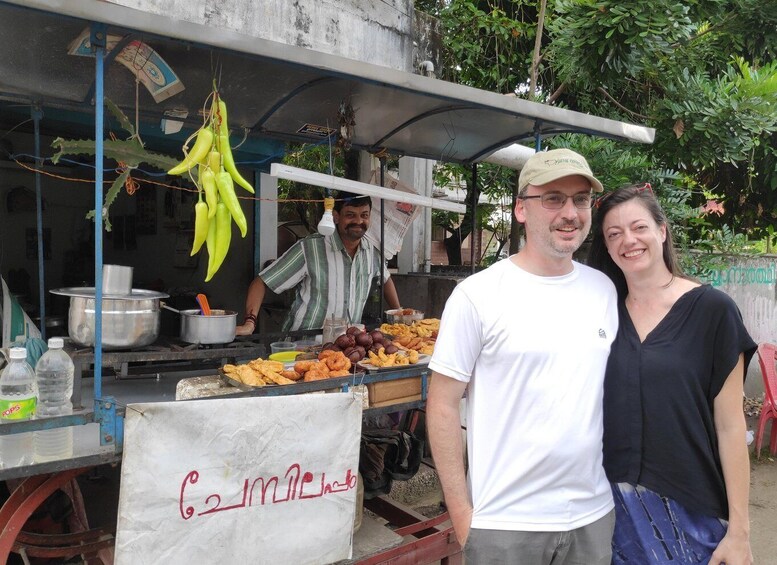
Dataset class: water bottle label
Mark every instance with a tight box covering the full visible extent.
[0,397,37,420]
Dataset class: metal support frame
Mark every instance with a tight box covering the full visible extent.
[379,158,386,318]
[534,121,543,152]
[32,105,46,340]
[253,169,261,276]
[88,22,120,450]
[470,164,477,274]
[0,468,88,562]
[359,496,463,564]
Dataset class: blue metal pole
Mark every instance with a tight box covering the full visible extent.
[32,106,46,341]
[90,24,121,450]
[92,24,106,401]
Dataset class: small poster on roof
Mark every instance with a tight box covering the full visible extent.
[68,27,184,103]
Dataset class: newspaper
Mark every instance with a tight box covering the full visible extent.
[364,170,422,260]
[68,28,185,103]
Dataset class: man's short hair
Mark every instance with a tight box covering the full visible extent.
[518,148,603,195]
[334,191,372,212]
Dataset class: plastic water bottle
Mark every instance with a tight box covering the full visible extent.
[34,338,74,462]
[0,347,37,468]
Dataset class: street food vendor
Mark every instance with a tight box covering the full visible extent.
[236,192,401,335]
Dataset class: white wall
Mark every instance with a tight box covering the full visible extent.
[108,0,418,72]
[704,256,777,396]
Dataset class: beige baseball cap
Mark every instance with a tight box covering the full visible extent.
[518,148,603,193]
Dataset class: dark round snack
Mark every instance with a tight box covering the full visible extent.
[335,334,352,349]
[370,344,381,355]
[370,330,384,344]
[355,332,373,348]
[384,344,399,355]
[346,326,361,336]
[354,345,367,359]
[322,342,340,352]
[382,338,392,348]
[347,350,362,364]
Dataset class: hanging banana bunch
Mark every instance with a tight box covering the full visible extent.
[167,89,254,282]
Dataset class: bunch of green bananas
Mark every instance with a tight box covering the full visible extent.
[167,92,253,282]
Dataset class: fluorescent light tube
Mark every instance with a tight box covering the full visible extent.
[270,163,468,214]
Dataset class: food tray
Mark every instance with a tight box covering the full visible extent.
[356,353,431,373]
[384,308,424,325]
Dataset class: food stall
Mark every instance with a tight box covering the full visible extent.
[0,0,655,562]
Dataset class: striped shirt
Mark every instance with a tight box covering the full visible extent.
[259,231,389,331]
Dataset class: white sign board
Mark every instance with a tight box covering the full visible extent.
[115,393,362,565]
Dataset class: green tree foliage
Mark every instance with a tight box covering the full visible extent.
[420,0,538,93]
[431,161,516,264]
[417,0,777,264]
[547,0,777,238]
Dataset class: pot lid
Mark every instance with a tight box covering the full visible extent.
[50,287,169,299]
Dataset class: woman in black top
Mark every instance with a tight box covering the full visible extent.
[588,185,756,565]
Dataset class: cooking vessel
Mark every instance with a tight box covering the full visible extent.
[102,264,133,296]
[179,309,237,344]
[51,287,168,350]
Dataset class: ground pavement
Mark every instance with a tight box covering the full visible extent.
[747,413,777,563]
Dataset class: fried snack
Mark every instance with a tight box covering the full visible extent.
[367,348,401,367]
[303,363,331,381]
[222,364,239,374]
[329,369,352,377]
[318,349,339,360]
[413,325,434,337]
[395,335,436,352]
[282,370,302,381]
[235,365,265,386]
[379,323,412,337]
[248,359,284,373]
[408,349,420,364]
[300,361,331,381]
[260,367,296,385]
[294,359,317,376]
[415,318,440,330]
[321,351,351,372]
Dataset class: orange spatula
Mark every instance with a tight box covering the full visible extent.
[196,293,211,316]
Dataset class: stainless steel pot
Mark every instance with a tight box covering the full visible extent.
[51,287,168,350]
[179,309,237,344]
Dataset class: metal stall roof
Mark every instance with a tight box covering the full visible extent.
[0,0,657,485]
[0,0,654,163]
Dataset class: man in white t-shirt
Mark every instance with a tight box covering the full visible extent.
[427,148,619,564]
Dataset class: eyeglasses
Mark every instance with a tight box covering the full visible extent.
[594,183,653,209]
[518,192,594,210]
